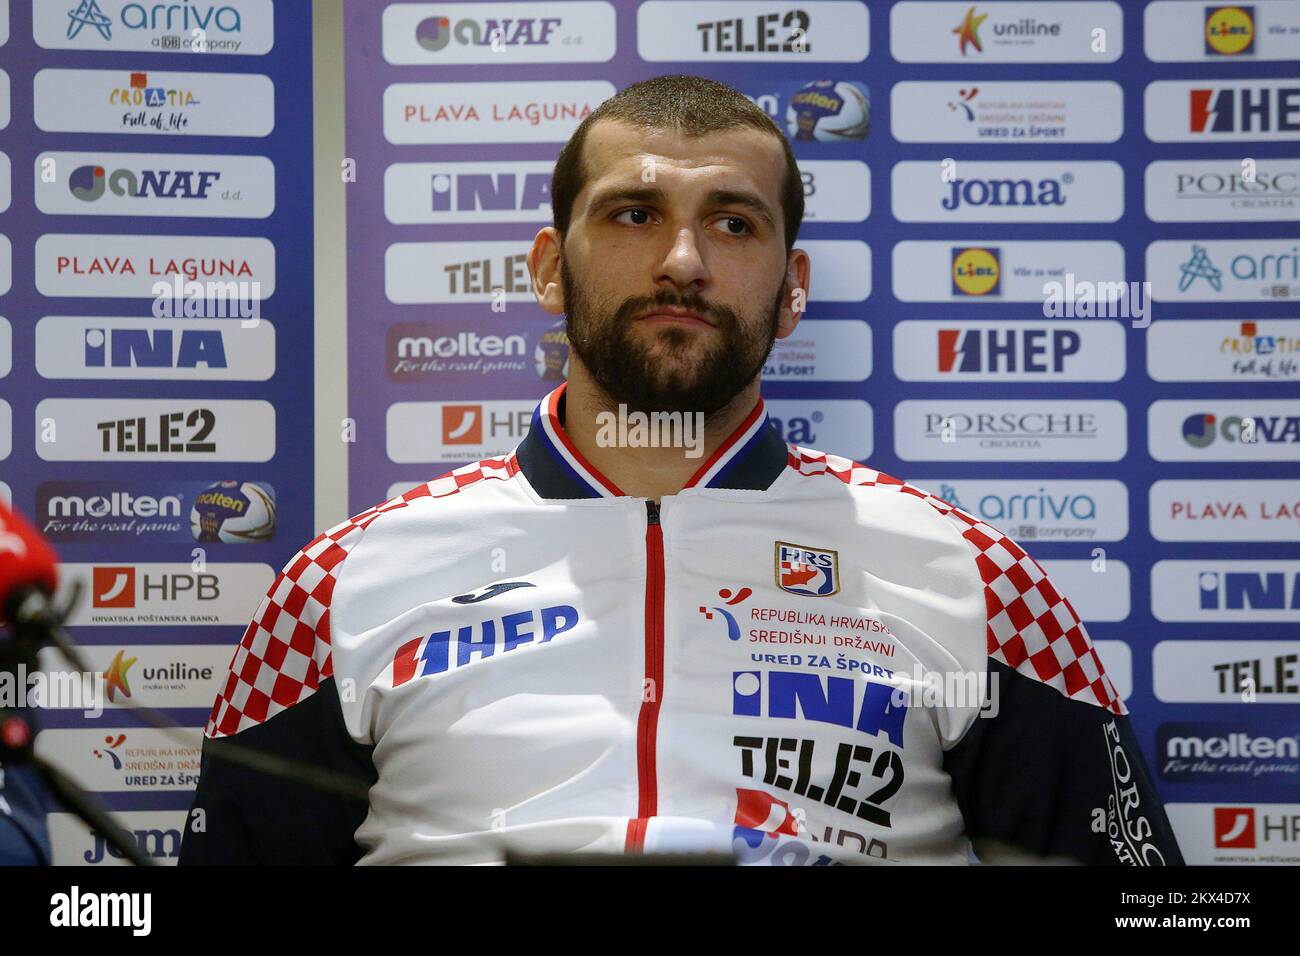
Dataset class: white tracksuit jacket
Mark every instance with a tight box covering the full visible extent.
[180,383,1182,866]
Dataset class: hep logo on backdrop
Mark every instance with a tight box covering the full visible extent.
[775,542,839,597]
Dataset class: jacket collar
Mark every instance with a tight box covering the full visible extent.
[514,383,789,500]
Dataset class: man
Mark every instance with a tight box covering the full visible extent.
[180,75,1181,866]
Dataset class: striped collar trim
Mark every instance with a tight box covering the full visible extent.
[518,383,784,500]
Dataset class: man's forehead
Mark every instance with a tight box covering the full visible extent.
[580,119,785,192]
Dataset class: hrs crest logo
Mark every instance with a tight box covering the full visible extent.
[775,542,839,597]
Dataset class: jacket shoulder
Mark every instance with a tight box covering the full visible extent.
[205,458,518,737]
[783,445,1124,715]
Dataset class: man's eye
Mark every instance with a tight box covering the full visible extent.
[715,216,752,236]
[614,208,652,225]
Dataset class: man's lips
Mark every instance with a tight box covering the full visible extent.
[637,308,714,329]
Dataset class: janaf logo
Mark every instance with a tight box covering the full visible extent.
[1182,412,1300,446]
[69,164,221,202]
[415,14,563,51]
[942,174,1071,210]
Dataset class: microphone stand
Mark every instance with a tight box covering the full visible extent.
[2,582,153,866]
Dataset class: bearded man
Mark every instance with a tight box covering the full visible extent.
[180,75,1181,867]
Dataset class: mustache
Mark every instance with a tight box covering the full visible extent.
[613,293,740,328]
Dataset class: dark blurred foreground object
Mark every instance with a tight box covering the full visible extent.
[507,849,736,866]
[0,501,153,865]
[0,720,54,865]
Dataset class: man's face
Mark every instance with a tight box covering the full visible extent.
[551,120,803,415]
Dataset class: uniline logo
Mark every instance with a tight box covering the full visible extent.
[103,650,136,703]
[952,6,988,54]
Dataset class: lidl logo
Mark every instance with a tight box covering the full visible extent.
[1205,6,1255,56]
[951,246,1001,296]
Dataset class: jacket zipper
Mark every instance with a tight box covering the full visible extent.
[628,499,665,852]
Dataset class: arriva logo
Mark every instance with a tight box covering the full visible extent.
[942,174,1071,210]
[67,0,247,41]
[69,164,221,202]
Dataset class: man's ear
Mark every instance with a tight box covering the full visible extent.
[528,226,566,316]
[776,247,811,339]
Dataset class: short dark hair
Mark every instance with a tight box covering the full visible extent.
[551,74,805,253]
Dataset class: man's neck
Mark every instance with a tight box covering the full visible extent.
[562,369,761,502]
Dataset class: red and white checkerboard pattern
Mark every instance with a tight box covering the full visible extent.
[787,445,1125,715]
[206,457,519,738]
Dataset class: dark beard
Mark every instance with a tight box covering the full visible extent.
[560,255,784,416]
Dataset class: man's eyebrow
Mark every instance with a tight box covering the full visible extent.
[586,185,667,215]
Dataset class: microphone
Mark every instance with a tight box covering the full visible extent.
[0,499,60,628]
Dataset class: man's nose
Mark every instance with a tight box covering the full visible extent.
[656,226,710,290]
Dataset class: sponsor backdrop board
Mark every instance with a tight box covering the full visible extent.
[343,0,1300,867]
[0,0,314,865]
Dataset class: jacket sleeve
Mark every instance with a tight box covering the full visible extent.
[932,505,1183,866]
[179,523,378,865]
